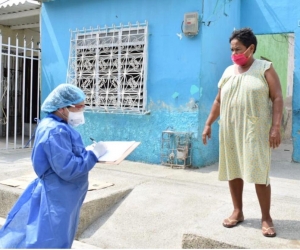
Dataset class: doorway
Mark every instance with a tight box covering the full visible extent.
[0,35,40,149]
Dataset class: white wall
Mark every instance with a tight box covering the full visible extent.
[0,25,40,48]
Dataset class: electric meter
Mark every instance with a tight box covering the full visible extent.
[183,12,199,36]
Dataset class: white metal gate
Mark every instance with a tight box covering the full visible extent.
[0,34,40,150]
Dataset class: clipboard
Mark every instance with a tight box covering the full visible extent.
[97,141,140,165]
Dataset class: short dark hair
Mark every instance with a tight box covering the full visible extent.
[229,27,257,53]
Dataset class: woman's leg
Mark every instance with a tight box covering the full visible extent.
[255,184,276,236]
[223,178,244,227]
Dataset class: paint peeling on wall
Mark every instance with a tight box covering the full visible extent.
[148,98,199,112]
[176,33,183,40]
[172,92,179,98]
[190,85,199,95]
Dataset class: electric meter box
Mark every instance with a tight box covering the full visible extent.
[183,12,199,36]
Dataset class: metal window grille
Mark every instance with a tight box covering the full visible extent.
[67,22,149,114]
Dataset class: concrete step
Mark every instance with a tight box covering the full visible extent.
[182,234,242,249]
[72,240,100,249]
[0,176,132,249]
[76,188,132,238]
[0,168,134,238]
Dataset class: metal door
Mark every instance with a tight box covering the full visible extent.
[0,34,40,149]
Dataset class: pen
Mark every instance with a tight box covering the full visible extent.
[90,137,97,144]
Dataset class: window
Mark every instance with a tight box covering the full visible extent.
[67,22,149,114]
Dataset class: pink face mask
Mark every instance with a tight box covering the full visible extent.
[231,47,251,66]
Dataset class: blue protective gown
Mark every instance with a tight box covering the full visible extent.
[0,114,98,249]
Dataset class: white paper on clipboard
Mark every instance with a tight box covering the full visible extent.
[98,141,137,162]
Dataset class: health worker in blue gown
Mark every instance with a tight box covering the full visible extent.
[0,83,107,249]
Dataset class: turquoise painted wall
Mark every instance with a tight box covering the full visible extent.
[241,0,300,162]
[41,0,241,167]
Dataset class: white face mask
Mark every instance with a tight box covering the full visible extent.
[67,109,85,127]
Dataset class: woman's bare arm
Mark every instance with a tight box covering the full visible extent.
[265,64,283,148]
[202,89,221,145]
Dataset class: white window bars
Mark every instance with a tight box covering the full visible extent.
[67,21,149,114]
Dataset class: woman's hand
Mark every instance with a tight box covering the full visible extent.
[202,89,221,145]
[202,125,212,145]
[269,126,281,148]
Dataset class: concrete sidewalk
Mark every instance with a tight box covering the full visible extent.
[0,143,299,249]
